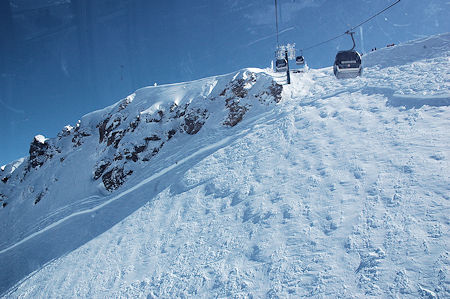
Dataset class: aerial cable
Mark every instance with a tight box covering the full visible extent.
[301,0,401,52]
[275,0,279,46]
[347,0,401,32]
[302,32,346,52]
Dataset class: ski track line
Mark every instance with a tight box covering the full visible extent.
[0,135,234,255]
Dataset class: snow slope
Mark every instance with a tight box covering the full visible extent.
[2,33,450,298]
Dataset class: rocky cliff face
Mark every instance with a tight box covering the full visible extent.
[0,69,282,206]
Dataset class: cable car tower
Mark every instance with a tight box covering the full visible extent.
[274,0,298,84]
[275,44,297,83]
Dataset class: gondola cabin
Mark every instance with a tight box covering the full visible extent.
[295,55,305,65]
[333,50,362,79]
[275,58,288,72]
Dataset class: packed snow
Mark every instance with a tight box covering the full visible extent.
[1,33,449,298]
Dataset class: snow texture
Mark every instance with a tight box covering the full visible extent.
[1,32,450,298]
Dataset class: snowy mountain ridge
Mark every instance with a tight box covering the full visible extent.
[1,32,450,298]
[0,68,283,294]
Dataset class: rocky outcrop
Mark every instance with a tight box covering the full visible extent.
[93,160,112,180]
[88,70,283,191]
[183,108,208,134]
[28,135,59,169]
[101,167,133,192]
[223,98,248,127]
[220,73,282,127]
[57,125,73,139]
[91,92,213,190]
[268,83,283,103]
[34,188,48,205]
[71,125,91,147]
[1,69,283,194]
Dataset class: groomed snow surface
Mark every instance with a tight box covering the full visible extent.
[3,33,450,298]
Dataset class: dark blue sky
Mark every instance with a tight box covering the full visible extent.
[0,0,449,166]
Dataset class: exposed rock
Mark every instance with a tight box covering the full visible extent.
[29,135,53,169]
[151,147,160,156]
[254,82,283,105]
[98,116,124,146]
[183,109,208,135]
[167,129,177,140]
[134,144,146,154]
[169,103,178,112]
[231,78,249,98]
[97,116,111,143]
[34,189,47,205]
[108,119,123,147]
[118,95,134,111]
[102,167,133,191]
[223,98,248,127]
[72,126,91,147]
[146,111,164,123]
[220,72,281,128]
[268,82,283,103]
[57,125,74,139]
[125,146,143,162]
[129,116,140,132]
[220,72,256,99]
[93,160,112,180]
[169,103,188,120]
[98,114,139,149]
[107,130,125,148]
[174,107,186,119]
[145,135,161,142]
[142,141,164,162]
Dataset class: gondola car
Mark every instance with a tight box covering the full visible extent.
[333,50,362,79]
[295,55,305,65]
[275,58,288,72]
[333,31,362,79]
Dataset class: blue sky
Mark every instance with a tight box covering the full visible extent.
[0,0,449,166]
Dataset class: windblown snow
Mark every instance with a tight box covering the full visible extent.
[1,33,449,298]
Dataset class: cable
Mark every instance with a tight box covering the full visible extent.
[348,0,401,32]
[300,0,401,52]
[302,32,346,52]
[275,0,279,46]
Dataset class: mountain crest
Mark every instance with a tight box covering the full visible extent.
[1,68,282,201]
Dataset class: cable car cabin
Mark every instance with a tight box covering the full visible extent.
[295,56,305,66]
[333,50,362,79]
[275,59,288,72]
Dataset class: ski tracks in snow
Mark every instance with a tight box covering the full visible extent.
[0,107,279,256]
[0,135,237,255]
